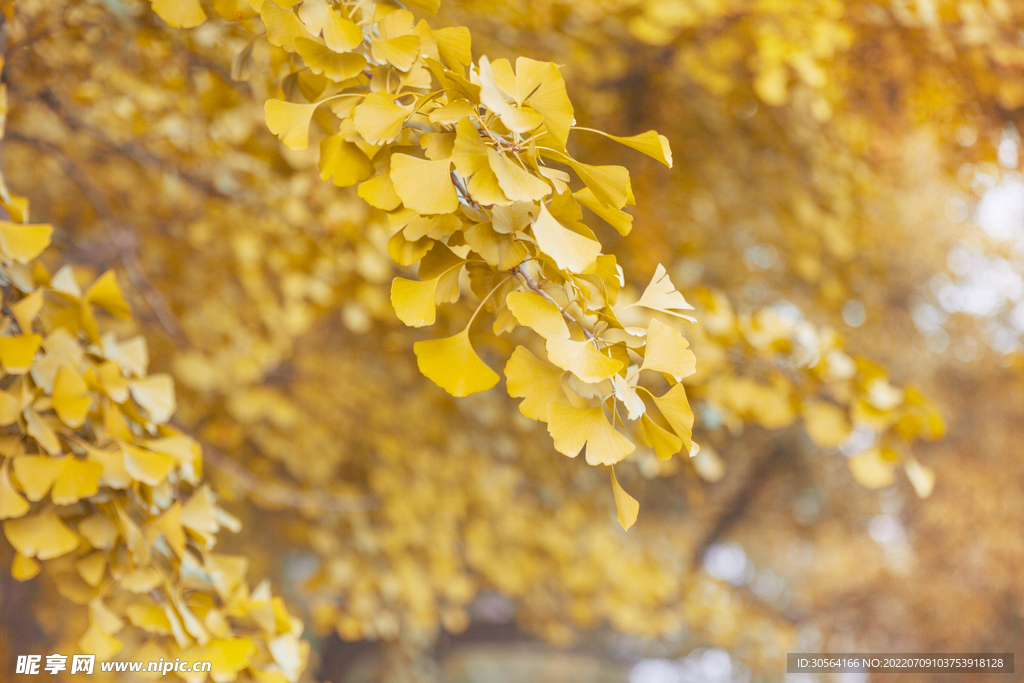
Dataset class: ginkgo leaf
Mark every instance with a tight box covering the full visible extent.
[640,318,696,381]
[640,413,682,460]
[575,187,633,236]
[568,161,633,210]
[610,467,639,530]
[487,149,551,202]
[353,93,410,145]
[579,129,673,168]
[0,465,30,519]
[85,270,131,319]
[24,409,61,455]
[13,456,63,502]
[404,0,440,13]
[79,624,122,661]
[0,334,41,374]
[296,39,367,81]
[546,335,622,383]
[429,99,475,125]
[477,56,544,134]
[504,346,566,421]
[297,0,362,52]
[371,35,421,71]
[150,0,205,28]
[515,58,574,149]
[433,26,472,66]
[4,509,79,559]
[546,404,634,465]
[264,100,318,150]
[0,222,52,264]
[51,459,102,506]
[11,552,40,581]
[803,401,851,449]
[506,292,569,340]
[359,171,402,211]
[391,277,438,327]
[904,457,935,498]
[10,288,43,334]
[387,231,433,266]
[531,202,600,274]
[847,448,895,489]
[414,330,499,397]
[78,514,119,550]
[53,365,91,428]
[628,263,696,321]
[122,444,177,487]
[259,0,304,52]
[390,155,458,215]
[319,135,374,187]
[651,383,694,452]
[129,375,177,424]
[612,374,645,420]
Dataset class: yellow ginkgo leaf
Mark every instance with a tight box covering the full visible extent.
[181,638,256,680]
[0,465,30,519]
[12,455,63,502]
[150,0,205,28]
[295,38,367,81]
[260,0,304,52]
[487,149,551,202]
[79,624,122,661]
[122,444,176,487]
[515,58,574,149]
[264,100,319,150]
[904,456,936,498]
[531,202,600,274]
[85,270,132,319]
[414,330,499,397]
[51,458,102,506]
[0,390,18,426]
[504,346,566,421]
[0,333,41,374]
[53,365,91,428]
[848,448,895,489]
[297,0,362,52]
[578,128,673,168]
[129,374,176,424]
[353,92,410,145]
[545,335,622,384]
[546,404,635,465]
[319,135,374,187]
[390,277,438,328]
[575,188,633,236]
[371,35,421,72]
[803,401,851,449]
[390,154,458,215]
[641,318,696,381]
[387,231,433,267]
[78,514,119,549]
[10,288,43,334]
[639,413,682,460]
[4,509,79,559]
[568,161,633,210]
[506,291,569,340]
[628,263,696,321]
[651,383,694,452]
[126,604,174,635]
[11,552,40,581]
[76,551,107,587]
[612,374,645,420]
[24,409,61,454]
[610,467,639,530]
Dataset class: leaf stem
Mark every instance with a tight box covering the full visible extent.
[466,275,513,330]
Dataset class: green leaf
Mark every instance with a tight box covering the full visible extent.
[353,93,410,145]
[545,335,622,383]
[546,404,634,466]
[264,100,318,150]
[651,383,694,453]
[504,346,567,421]
[640,318,696,381]
[610,467,639,530]
[531,201,600,274]
[319,135,374,186]
[390,154,459,215]
[391,277,438,327]
[506,291,569,340]
[414,330,499,397]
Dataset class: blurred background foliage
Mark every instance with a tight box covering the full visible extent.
[2,0,1024,681]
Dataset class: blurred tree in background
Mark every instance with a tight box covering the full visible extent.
[0,0,1023,681]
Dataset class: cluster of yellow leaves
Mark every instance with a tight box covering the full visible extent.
[683,288,944,495]
[0,59,307,683]
[157,0,693,528]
